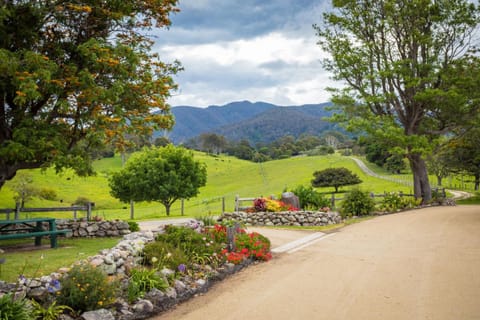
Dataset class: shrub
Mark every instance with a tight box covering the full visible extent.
[0,294,33,320]
[291,185,330,210]
[128,221,140,232]
[253,198,267,212]
[73,196,91,206]
[30,300,73,320]
[222,231,272,264]
[379,192,405,212]
[56,263,119,313]
[156,225,222,257]
[195,214,217,227]
[142,241,189,271]
[340,188,375,218]
[126,267,169,303]
[37,188,57,201]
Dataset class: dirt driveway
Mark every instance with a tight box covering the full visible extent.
[152,205,480,320]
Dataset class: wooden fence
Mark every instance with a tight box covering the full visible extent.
[0,202,94,220]
[235,188,446,212]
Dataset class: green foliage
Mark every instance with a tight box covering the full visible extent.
[127,221,140,232]
[56,263,119,313]
[340,188,375,218]
[195,215,217,227]
[73,196,91,207]
[378,192,421,212]
[384,154,407,174]
[315,0,480,201]
[142,241,188,271]
[312,167,362,193]
[0,293,33,320]
[0,1,180,191]
[155,225,222,258]
[10,172,37,208]
[127,268,169,303]
[30,300,73,320]
[37,187,57,201]
[291,185,330,210]
[109,145,207,216]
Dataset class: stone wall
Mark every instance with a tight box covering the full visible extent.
[56,219,131,237]
[220,210,342,226]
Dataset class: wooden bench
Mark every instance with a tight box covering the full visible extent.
[0,218,72,248]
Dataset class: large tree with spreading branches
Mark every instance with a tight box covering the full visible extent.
[0,0,180,190]
[315,0,480,202]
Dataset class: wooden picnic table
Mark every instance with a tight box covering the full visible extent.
[0,218,71,248]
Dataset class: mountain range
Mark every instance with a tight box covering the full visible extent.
[158,101,335,144]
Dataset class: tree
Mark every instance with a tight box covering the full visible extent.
[0,1,180,190]
[315,0,480,202]
[199,133,227,155]
[444,128,480,190]
[384,154,407,174]
[109,145,207,216]
[10,172,37,208]
[312,167,362,193]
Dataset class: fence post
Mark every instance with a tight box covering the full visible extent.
[222,196,225,213]
[330,193,335,208]
[87,202,92,220]
[181,199,184,216]
[227,225,237,252]
[235,195,239,212]
[130,200,134,220]
[15,203,20,220]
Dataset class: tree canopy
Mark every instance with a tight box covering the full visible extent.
[0,0,180,190]
[312,167,362,193]
[315,0,480,202]
[109,145,207,216]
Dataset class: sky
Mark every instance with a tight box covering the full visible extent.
[154,0,336,107]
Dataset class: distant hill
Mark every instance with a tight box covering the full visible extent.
[158,100,333,144]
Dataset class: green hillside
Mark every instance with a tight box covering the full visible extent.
[0,153,412,220]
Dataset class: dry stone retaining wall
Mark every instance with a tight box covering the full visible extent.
[56,219,131,237]
[220,210,342,226]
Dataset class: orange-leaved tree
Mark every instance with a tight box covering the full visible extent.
[0,0,180,190]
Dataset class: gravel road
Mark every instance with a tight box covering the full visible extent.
[152,205,480,320]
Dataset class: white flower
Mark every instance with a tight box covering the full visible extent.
[151,257,158,263]
[166,252,172,258]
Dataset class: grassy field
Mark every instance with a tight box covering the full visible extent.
[0,237,121,282]
[0,153,412,220]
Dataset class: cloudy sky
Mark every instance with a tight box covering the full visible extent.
[154,0,336,107]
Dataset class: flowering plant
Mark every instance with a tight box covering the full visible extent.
[253,197,298,212]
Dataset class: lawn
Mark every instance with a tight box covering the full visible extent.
[0,237,121,283]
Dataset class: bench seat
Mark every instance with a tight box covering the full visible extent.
[0,229,72,248]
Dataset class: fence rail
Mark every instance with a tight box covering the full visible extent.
[0,203,94,220]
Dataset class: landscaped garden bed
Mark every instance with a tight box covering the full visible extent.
[0,220,272,320]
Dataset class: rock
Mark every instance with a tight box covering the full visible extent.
[174,280,187,294]
[281,192,300,209]
[132,299,154,313]
[80,308,114,320]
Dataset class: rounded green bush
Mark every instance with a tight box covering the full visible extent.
[340,188,375,218]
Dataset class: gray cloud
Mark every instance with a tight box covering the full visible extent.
[154,0,334,107]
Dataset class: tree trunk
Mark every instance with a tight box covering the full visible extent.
[165,203,171,216]
[0,164,18,191]
[408,154,432,203]
[475,173,479,191]
[437,176,442,187]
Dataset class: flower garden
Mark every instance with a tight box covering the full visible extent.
[0,221,272,320]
